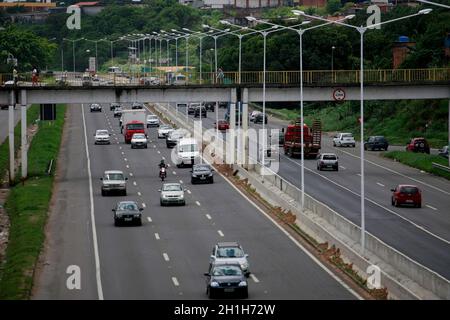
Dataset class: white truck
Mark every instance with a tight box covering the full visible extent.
[175,137,200,168]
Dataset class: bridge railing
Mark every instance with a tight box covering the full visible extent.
[1,68,449,87]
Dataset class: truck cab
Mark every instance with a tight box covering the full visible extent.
[283,119,321,158]
[124,120,146,144]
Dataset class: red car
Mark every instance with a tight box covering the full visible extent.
[214,120,229,131]
[406,137,430,154]
[391,185,422,208]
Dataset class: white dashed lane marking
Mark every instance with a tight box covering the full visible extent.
[426,205,438,211]
[163,253,170,262]
[217,230,224,237]
[339,166,346,170]
[133,181,137,186]
[172,171,177,175]
[146,216,151,222]
[155,233,160,240]
[137,191,141,196]
[206,214,212,220]
[179,180,183,184]
[196,201,201,206]
[187,190,191,194]
[126,165,130,168]
[129,173,133,177]
[377,182,385,187]
[172,277,179,287]
[142,203,146,208]
[250,274,260,283]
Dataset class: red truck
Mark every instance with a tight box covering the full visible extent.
[283,119,321,158]
[124,120,146,143]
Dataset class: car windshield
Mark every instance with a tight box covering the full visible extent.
[323,155,337,160]
[147,115,158,120]
[212,265,243,276]
[105,173,124,180]
[194,165,210,172]
[127,123,144,130]
[160,125,171,130]
[342,134,353,138]
[118,202,138,211]
[217,247,244,258]
[163,184,182,191]
[133,134,145,139]
[97,130,108,135]
[179,144,198,153]
[400,186,419,194]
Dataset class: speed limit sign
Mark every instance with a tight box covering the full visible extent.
[332,88,346,101]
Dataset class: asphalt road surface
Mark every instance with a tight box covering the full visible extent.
[33,104,358,300]
[172,104,450,281]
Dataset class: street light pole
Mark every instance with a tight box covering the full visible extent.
[294,7,433,254]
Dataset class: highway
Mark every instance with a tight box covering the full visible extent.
[170,104,450,280]
[33,104,359,299]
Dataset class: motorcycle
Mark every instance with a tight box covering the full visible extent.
[159,167,167,181]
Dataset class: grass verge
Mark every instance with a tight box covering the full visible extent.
[0,104,66,299]
[384,151,450,181]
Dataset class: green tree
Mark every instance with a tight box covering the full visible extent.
[326,0,342,15]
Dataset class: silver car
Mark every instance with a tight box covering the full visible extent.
[209,242,250,276]
[131,133,148,149]
[159,183,185,206]
[157,124,174,139]
[101,170,128,196]
[146,114,160,127]
[94,129,110,145]
[317,153,339,171]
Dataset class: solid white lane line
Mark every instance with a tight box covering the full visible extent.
[250,274,260,283]
[336,147,450,196]
[283,155,450,245]
[187,190,191,194]
[155,233,160,240]
[172,277,179,287]
[206,214,212,220]
[377,182,385,187]
[163,253,170,261]
[81,104,104,300]
[196,201,201,206]
[426,205,437,211]
[217,230,224,237]
[146,216,151,222]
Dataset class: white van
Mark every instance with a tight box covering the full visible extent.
[175,138,200,167]
[108,66,122,74]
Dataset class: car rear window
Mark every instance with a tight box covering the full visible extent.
[400,187,419,194]
[323,155,337,160]
[127,123,144,130]
[217,247,244,258]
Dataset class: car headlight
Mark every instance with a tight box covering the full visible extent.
[238,281,247,287]
[208,173,213,177]
[192,174,197,177]
[134,214,140,218]
[210,281,220,288]
[240,262,248,270]
[179,194,184,199]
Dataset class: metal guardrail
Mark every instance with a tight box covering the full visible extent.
[1,68,449,87]
[432,162,450,172]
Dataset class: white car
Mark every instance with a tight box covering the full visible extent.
[101,170,127,196]
[249,110,261,122]
[146,114,160,127]
[333,133,356,147]
[158,124,174,139]
[159,183,185,206]
[94,129,111,145]
[131,133,148,149]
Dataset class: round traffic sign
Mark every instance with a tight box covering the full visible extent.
[332,88,346,101]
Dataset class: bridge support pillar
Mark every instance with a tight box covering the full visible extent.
[227,88,237,166]
[21,90,28,179]
[8,91,15,185]
[242,88,249,170]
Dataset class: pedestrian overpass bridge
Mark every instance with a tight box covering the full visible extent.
[1,68,449,105]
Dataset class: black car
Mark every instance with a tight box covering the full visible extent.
[132,102,144,110]
[90,103,102,112]
[218,102,228,109]
[110,103,121,111]
[1,104,10,110]
[194,106,207,118]
[204,102,216,111]
[112,201,143,226]
[204,263,248,299]
[254,113,268,124]
[187,104,198,115]
[364,136,389,151]
[191,164,214,184]
[114,107,122,118]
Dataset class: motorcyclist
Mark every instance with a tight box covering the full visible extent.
[159,160,167,169]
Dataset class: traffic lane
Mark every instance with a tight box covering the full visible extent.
[33,104,98,299]
[308,144,450,242]
[137,127,357,299]
[278,157,450,280]
[85,105,180,299]
[0,108,21,144]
